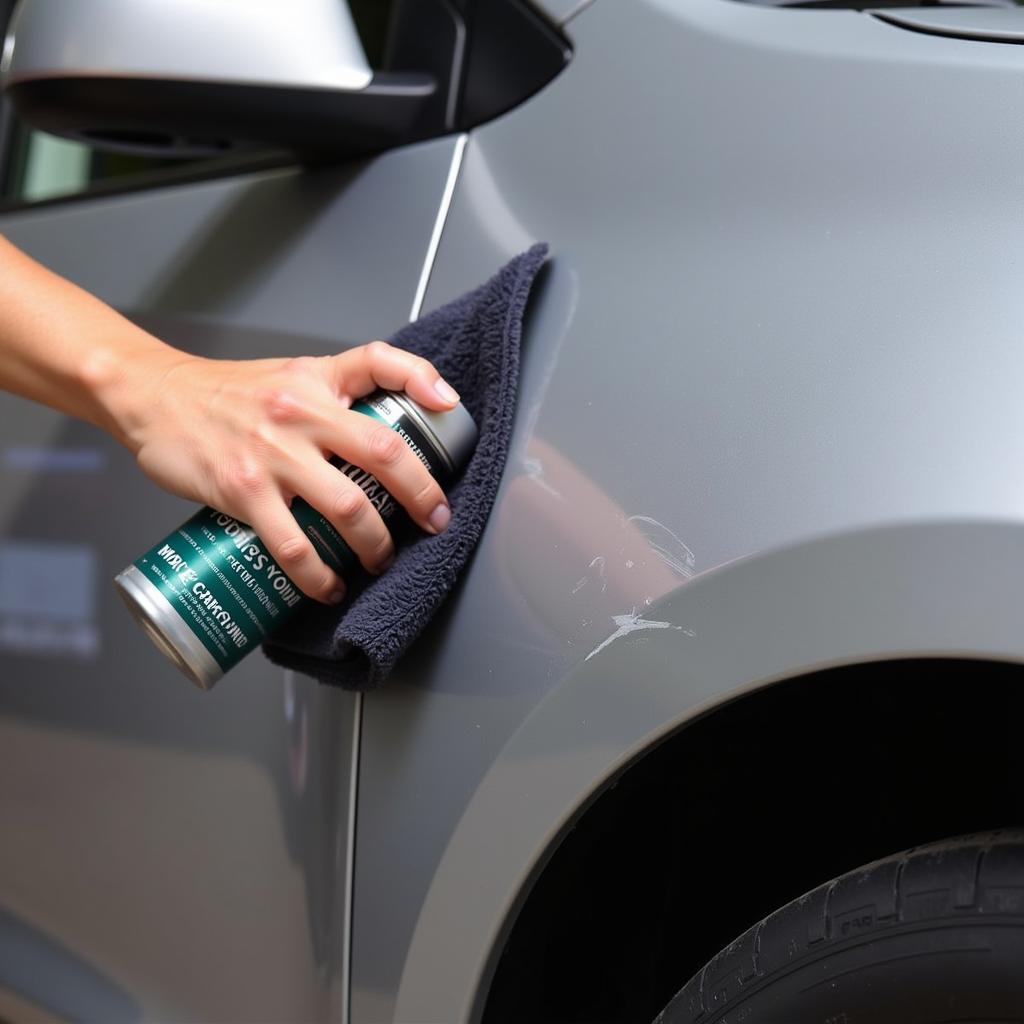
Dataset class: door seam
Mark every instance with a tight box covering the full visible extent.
[409,133,469,322]
[345,133,468,1024]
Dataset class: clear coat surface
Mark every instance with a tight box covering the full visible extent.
[5,1,1024,1021]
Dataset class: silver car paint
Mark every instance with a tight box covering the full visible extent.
[3,0,1024,1022]
[0,136,459,1020]
[353,1,1024,1021]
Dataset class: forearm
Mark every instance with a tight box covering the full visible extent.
[0,234,184,450]
[0,233,460,603]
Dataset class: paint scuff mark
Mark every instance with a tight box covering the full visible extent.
[521,455,562,498]
[628,515,696,579]
[572,555,608,596]
[585,608,689,662]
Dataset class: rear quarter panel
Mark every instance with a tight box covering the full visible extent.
[351,2,1024,1020]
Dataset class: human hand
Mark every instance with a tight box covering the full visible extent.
[0,239,458,604]
[110,341,459,605]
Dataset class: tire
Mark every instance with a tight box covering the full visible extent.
[655,830,1024,1024]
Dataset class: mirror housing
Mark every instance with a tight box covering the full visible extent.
[1,0,436,158]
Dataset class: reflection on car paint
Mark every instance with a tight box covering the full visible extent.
[495,436,698,662]
[462,142,535,258]
[0,904,140,1023]
[283,671,310,796]
[0,540,98,657]
[1,446,105,473]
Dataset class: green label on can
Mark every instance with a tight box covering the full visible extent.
[133,508,304,672]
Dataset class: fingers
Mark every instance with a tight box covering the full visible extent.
[330,341,459,411]
[197,341,458,599]
[243,492,347,605]
[284,457,397,576]
[317,407,451,538]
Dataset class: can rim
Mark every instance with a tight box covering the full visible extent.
[114,566,223,690]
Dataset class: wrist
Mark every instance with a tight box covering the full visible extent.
[79,328,196,454]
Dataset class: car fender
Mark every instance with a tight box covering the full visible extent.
[394,518,1024,1023]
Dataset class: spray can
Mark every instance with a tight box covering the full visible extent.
[114,390,476,690]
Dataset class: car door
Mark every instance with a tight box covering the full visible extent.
[0,6,467,1021]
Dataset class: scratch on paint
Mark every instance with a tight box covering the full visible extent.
[585,608,688,662]
[628,515,696,579]
[572,555,607,596]
[522,455,562,498]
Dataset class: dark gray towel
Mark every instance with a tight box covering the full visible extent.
[264,243,549,688]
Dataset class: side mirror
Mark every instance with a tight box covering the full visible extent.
[1,0,437,158]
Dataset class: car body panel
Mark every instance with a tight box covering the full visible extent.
[0,136,460,1021]
[4,0,1024,1021]
[396,521,1024,1022]
[0,140,458,340]
[353,1,1024,1020]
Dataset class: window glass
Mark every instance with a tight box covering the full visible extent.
[1,120,183,204]
[16,131,91,203]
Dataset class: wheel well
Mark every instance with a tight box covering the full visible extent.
[481,658,1024,1024]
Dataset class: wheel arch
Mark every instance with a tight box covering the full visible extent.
[393,519,1024,1023]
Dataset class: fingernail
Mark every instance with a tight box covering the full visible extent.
[434,378,459,404]
[328,589,345,605]
[428,502,451,533]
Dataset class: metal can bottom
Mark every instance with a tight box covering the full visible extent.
[114,565,223,691]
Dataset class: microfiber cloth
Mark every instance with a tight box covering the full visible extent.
[264,243,549,688]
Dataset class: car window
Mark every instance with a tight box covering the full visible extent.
[1,123,186,204]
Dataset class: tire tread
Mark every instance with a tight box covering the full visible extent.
[656,830,1024,1023]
